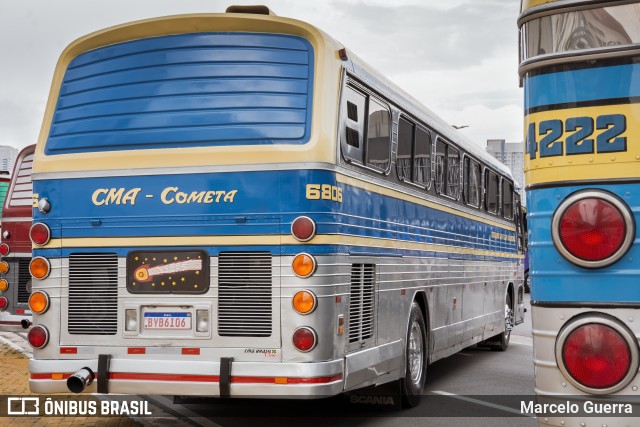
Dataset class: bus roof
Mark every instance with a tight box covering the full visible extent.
[34,8,513,181]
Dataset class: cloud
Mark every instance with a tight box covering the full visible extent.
[0,0,524,150]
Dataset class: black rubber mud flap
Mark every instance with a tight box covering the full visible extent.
[220,357,234,398]
[97,354,111,394]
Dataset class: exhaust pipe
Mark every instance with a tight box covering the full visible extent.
[67,367,95,393]
[21,319,31,329]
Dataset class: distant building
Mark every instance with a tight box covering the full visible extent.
[486,139,525,204]
[0,146,18,174]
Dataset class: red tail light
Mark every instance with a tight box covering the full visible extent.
[0,297,7,310]
[553,191,634,268]
[557,316,639,394]
[562,323,630,389]
[30,223,51,246]
[28,325,49,349]
[292,327,317,352]
[0,243,9,256]
[291,216,316,242]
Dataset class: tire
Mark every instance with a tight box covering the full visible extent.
[492,292,514,352]
[524,271,530,293]
[400,302,427,408]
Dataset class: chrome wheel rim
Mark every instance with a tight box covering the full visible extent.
[408,321,424,386]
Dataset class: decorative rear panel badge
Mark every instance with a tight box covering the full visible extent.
[127,250,209,294]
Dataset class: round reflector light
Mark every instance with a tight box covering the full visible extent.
[0,261,9,274]
[0,279,7,292]
[0,297,7,310]
[553,191,634,268]
[29,291,49,314]
[292,327,317,352]
[562,323,631,389]
[293,290,317,314]
[292,253,317,278]
[30,257,51,280]
[0,243,10,256]
[291,216,316,242]
[28,325,49,349]
[30,223,51,246]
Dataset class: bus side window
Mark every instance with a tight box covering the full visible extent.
[485,170,499,214]
[435,139,446,195]
[396,117,414,181]
[515,193,524,253]
[365,98,391,171]
[414,127,431,187]
[435,138,460,200]
[446,146,460,200]
[502,180,514,220]
[463,156,480,208]
[341,86,366,164]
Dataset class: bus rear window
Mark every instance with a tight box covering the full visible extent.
[45,33,314,155]
[7,152,33,207]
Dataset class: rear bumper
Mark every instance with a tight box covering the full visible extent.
[30,357,345,397]
[0,313,31,332]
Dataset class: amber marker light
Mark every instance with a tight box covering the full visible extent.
[292,253,316,278]
[0,279,8,292]
[30,257,51,280]
[29,291,50,314]
[0,261,9,274]
[293,290,317,314]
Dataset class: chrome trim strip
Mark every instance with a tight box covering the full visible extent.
[551,190,635,269]
[554,313,640,395]
[519,45,640,78]
[0,217,32,223]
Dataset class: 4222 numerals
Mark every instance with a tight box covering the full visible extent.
[526,114,627,160]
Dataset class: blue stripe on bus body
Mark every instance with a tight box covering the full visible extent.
[527,183,640,303]
[33,245,518,262]
[46,33,314,155]
[524,63,640,110]
[33,170,516,254]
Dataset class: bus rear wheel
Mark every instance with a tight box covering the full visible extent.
[492,292,514,352]
[400,302,427,408]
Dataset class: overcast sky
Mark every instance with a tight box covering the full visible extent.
[0,0,523,152]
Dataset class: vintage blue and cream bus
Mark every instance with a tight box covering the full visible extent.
[28,5,525,405]
[519,0,640,425]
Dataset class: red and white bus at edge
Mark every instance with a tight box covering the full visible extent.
[27,6,526,405]
[0,145,35,332]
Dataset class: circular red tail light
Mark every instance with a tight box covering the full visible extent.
[28,325,49,349]
[0,297,7,310]
[292,327,317,352]
[0,243,10,256]
[291,216,316,242]
[562,323,632,390]
[553,192,634,268]
[30,223,51,246]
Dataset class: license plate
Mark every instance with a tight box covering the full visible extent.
[143,312,192,330]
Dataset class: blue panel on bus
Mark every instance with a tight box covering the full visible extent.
[32,169,518,260]
[45,33,314,155]
[528,184,640,303]
[525,63,640,110]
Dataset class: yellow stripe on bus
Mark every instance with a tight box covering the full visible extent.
[524,103,640,187]
[336,174,517,232]
[520,0,561,13]
[41,235,522,259]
